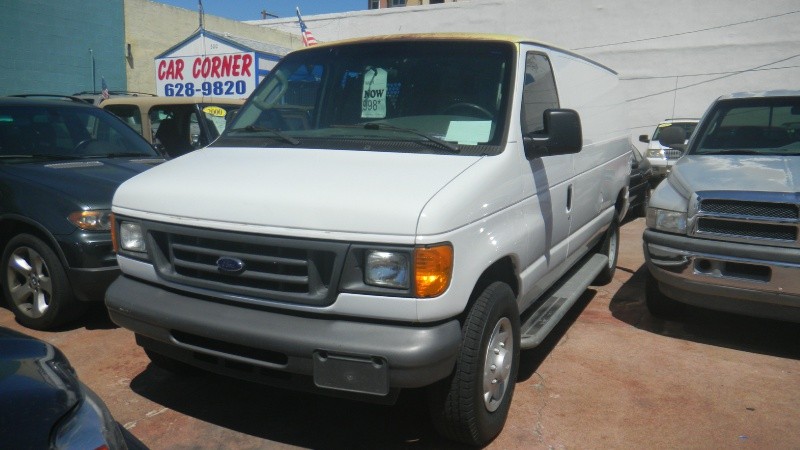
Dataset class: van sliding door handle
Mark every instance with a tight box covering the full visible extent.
[566,185,573,212]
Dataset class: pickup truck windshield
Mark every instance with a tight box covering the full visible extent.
[692,98,800,155]
[223,40,515,154]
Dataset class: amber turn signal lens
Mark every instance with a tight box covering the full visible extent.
[109,213,117,253]
[414,244,453,298]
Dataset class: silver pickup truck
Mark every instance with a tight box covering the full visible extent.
[644,90,800,323]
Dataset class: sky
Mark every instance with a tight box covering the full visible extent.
[152,0,367,21]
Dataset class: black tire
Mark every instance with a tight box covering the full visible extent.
[144,348,198,376]
[636,186,651,218]
[645,270,685,318]
[428,282,520,447]
[593,218,619,286]
[1,234,83,330]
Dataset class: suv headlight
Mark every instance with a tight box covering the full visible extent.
[646,207,687,234]
[68,210,112,231]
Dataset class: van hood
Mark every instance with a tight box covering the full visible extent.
[671,154,800,194]
[113,147,483,236]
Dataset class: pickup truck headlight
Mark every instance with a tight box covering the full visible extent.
[119,221,146,252]
[646,207,687,234]
[645,149,665,159]
[68,210,112,231]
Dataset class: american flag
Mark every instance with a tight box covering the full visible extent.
[101,77,109,99]
[296,8,317,47]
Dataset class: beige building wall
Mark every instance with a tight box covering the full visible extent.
[123,0,303,95]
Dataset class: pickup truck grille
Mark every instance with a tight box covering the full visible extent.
[663,149,683,159]
[146,223,348,307]
[692,195,800,246]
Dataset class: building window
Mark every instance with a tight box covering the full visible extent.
[390,0,406,6]
[368,0,380,9]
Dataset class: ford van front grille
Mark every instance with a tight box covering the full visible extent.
[144,222,348,307]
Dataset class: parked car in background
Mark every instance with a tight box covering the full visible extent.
[644,90,800,323]
[639,118,699,183]
[71,90,155,106]
[0,326,127,448]
[627,145,653,218]
[101,96,244,158]
[0,96,164,329]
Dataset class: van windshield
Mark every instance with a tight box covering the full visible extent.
[222,40,515,155]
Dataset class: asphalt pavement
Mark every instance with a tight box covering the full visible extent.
[2,217,798,449]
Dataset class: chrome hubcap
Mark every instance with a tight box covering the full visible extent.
[482,317,513,412]
[6,247,52,318]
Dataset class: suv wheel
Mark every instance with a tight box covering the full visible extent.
[645,271,685,318]
[428,282,520,446]
[2,234,82,330]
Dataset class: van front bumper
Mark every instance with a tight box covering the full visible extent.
[643,229,800,322]
[105,276,462,399]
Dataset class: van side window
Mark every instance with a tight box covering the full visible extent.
[521,53,559,135]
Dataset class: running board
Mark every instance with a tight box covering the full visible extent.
[520,253,608,349]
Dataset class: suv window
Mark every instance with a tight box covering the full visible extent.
[104,104,143,135]
[0,105,156,159]
[652,122,697,141]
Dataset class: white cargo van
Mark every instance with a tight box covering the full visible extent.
[106,34,629,446]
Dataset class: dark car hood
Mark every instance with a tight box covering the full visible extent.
[4,157,162,208]
[0,327,81,448]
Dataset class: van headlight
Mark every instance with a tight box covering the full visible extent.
[119,222,146,252]
[344,243,453,298]
[366,251,409,289]
[646,207,687,234]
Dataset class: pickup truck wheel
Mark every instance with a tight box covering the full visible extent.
[428,282,520,446]
[593,218,619,285]
[645,271,685,318]
[144,348,197,376]
[1,234,83,330]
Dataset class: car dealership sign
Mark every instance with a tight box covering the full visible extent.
[155,30,286,98]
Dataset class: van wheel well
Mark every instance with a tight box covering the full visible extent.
[615,188,628,220]
[462,257,518,321]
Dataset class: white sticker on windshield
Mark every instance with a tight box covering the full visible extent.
[445,121,492,145]
[362,68,388,119]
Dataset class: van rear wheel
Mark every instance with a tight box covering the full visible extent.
[428,282,520,446]
[593,218,619,285]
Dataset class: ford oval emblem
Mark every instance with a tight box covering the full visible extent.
[216,256,245,273]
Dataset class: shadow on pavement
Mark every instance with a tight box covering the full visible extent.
[609,264,800,360]
[126,290,600,449]
[130,365,463,449]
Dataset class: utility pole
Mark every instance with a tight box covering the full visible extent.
[89,49,96,93]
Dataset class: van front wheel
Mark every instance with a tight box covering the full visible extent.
[429,282,520,446]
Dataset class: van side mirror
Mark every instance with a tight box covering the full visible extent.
[523,109,582,159]
[638,134,650,143]
[657,126,687,150]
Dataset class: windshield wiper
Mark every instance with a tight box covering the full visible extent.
[332,123,460,153]
[228,125,300,146]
